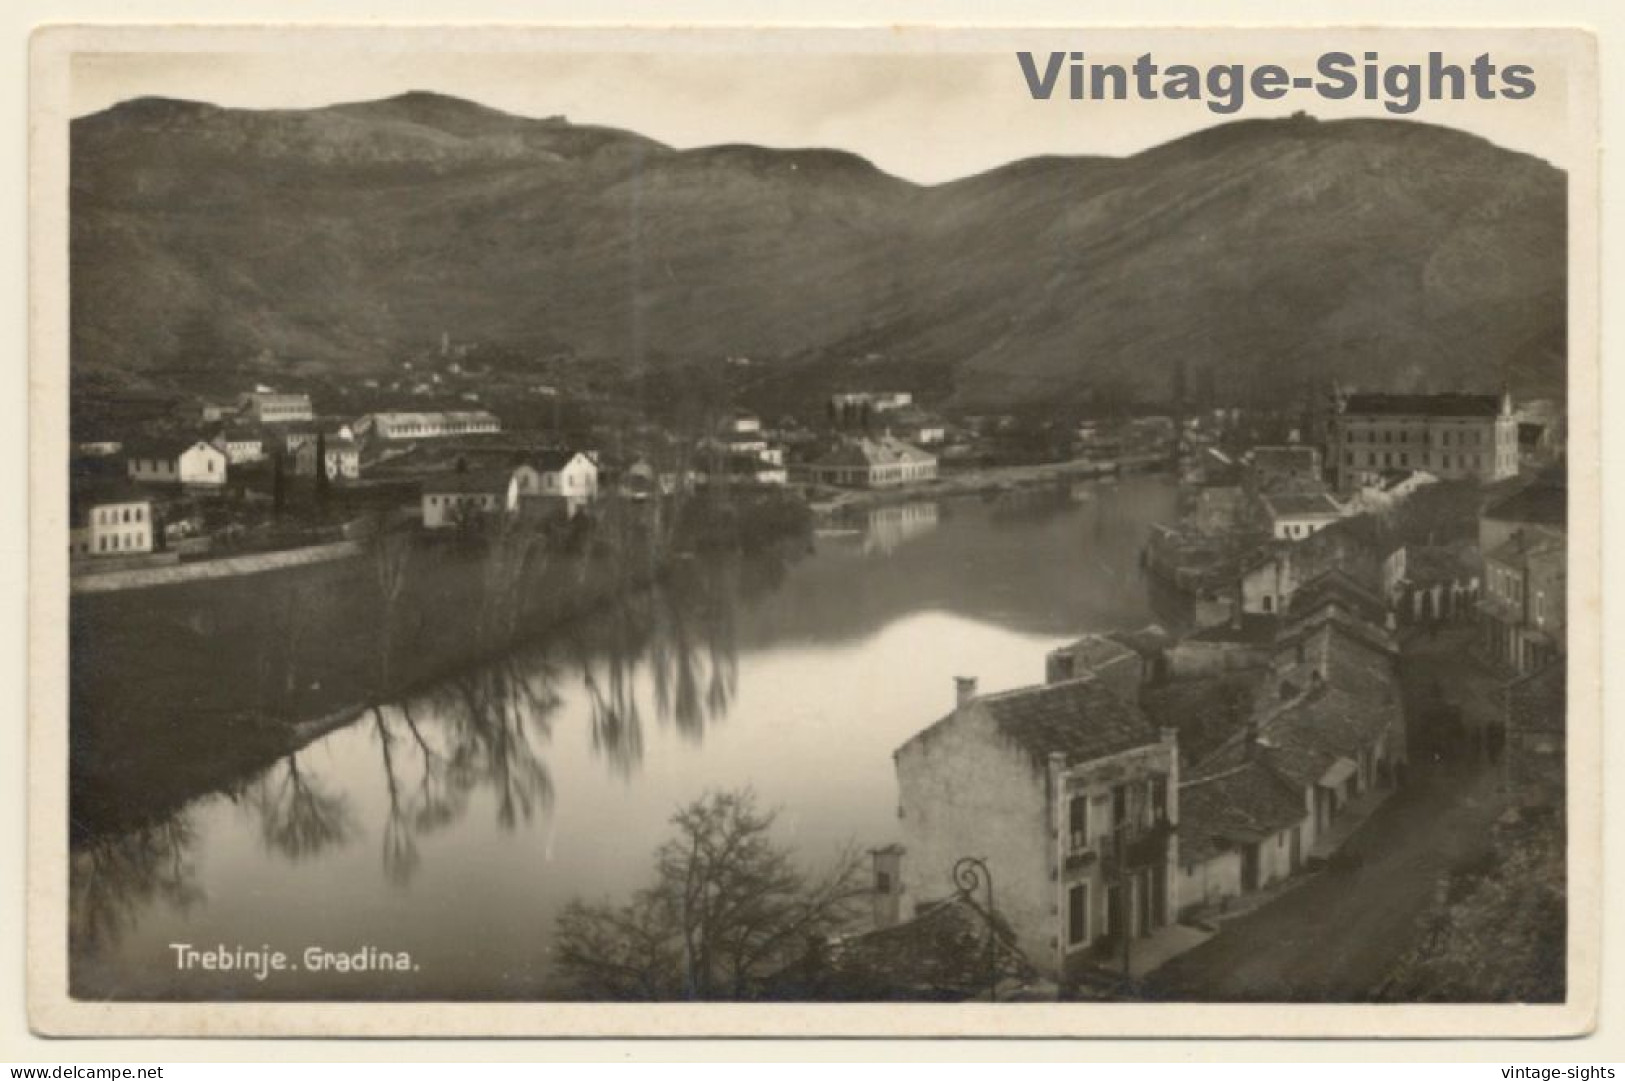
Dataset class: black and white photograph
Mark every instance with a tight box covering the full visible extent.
[29,25,1598,1037]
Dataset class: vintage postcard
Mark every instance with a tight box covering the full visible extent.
[27,24,1600,1038]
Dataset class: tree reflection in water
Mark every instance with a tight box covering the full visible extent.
[242,753,356,861]
[70,816,204,958]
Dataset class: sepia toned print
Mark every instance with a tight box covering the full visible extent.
[30,25,1598,1037]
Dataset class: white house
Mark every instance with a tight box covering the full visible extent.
[126,437,228,487]
[1260,491,1343,541]
[529,450,598,516]
[70,484,154,558]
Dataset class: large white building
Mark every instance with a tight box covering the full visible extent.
[420,465,538,530]
[1328,391,1518,490]
[238,392,314,424]
[355,411,501,442]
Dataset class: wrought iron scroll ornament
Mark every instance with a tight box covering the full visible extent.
[950,856,998,1001]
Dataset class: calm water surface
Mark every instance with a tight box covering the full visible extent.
[71,475,1178,999]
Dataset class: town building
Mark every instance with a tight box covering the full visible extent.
[803,436,938,489]
[1389,541,1482,624]
[208,424,267,465]
[353,410,502,441]
[1260,491,1344,541]
[892,675,1180,980]
[1177,756,1309,917]
[293,434,362,480]
[1234,514,1399,617]
[69,483,154,558]
[237,391,314,424]
[1045,634,1150,706]
[706,418,788,487]
[528,450,599,517]
[1481,528,1565,676]
[1247,445,1324,491]
[124,436,229,487]
[1479,469,1566,555]
[420,467,532,530]
[1328,390,1519,490]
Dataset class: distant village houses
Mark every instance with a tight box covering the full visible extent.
[804,436,938,489]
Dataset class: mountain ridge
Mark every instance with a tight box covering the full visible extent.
[70,92,1567,409]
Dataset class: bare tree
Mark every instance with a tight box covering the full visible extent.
[552,788,867,1000]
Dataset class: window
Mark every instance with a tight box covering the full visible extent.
[1262,595,1274,613]
[1069,795,1089,850]
[1150,776,1168,821]
[876,870,893,894]
[1067,884,1088,948]
[1111,785,1128,832]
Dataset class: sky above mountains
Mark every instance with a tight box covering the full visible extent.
[69,27,1586,183]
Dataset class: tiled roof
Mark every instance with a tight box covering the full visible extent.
[123,434,218,459]
[1262,491,1342,519]
[1483,476,1566,528]
[1051,634,1139,673]
[1285,569,1391,628]
[905,676,1159,769]
[532,449,591,472]
[69,479,152,522]
[1179,759,1308,865]
[420,469,514,496]
[1402,542,1482,585]
[1486,529,1564,571]
[813,436,936,469]
[1342,392,1504,418]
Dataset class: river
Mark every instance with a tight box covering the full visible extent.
[69,474,1179,1000]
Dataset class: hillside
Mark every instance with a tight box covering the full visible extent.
[70,93,1567,409]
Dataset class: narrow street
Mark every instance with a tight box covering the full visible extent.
[1143,625,1510,1002]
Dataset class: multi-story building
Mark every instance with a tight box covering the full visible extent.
[238,392,314,424]
[891,675,1179,980]
[69,483,154,558]
[1328,391,1518,490]
[354,410,502,442]
[1478,470,1566,675]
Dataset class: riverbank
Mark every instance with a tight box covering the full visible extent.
[807,453,1171,514]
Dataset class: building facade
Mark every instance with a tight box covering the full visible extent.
[804,436,938,488]
[70,486,154,558]
[355,411,502,441]
[892,675,1179,979]
[293,436,362,480]
[126,438,229,487]
[1328,391,1518,490]
[238,392,315,424]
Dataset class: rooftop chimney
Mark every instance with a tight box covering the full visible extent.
[955,676,979,708]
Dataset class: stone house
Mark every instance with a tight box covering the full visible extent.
[420,466,534,530]
[1176,756,1309,916]
[1260,490,1344,541]
[892,675,1179,980]
[70,482,154,558]
[293,434,362,480]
